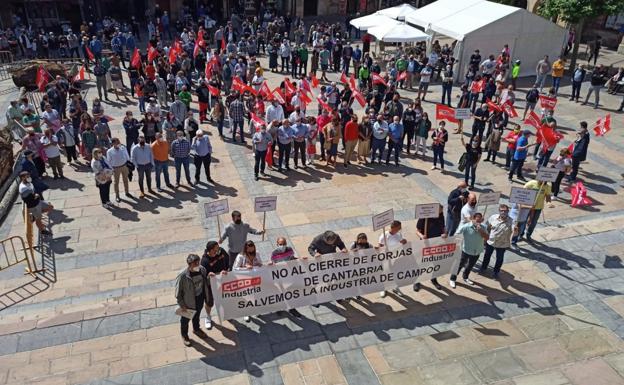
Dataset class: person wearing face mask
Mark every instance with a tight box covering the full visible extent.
[232,241,263,322]
[450,212,489,287]
[568,121,590,182]
[371,114,388,164]
[386,115,403,166]
[191,129,213,185]
[266,100,285,126]
[460,134,482,190]
[415,205,447,291]
[268,237,303,317]
[446,182,469,236]
[19,171,53,235]
[171,131,193,187]
[252,125,272,181]
[175,254,210,346]
[291,116,309,169]
[219,211,264,269]
[200,241,230,330]
[151,132,174,192]
[461,192,478,224]
[479,204,515,280]
[131,134,154,198]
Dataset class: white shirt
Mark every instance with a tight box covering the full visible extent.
[40,135,61,158]
[265,104,284,125]
[146,104,161,118]
[379,231,404,250]
[288,110,306,124]
[460,203,477,224]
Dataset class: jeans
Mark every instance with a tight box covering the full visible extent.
[537,149,553,169]
[216,118,224,137]
[584,85,601,107]
[441,83,452,106]
[464,163,477,187]
[446,210,460,236]
[508,159,525,179]
[535,73,547,91]
[174,157,191,184]
[137,164,153,192]
[481,244,507,274]
[65,146,78,162]
[154,160,170,188]
[138,96,145,113]
[432,145,444,168]
[552,171,565,196]
[281,56,289,72]
[193,153,212,181]
[569,157,581,181]
[231,120,244,142]
[571,80,582,100]
[180,293,204,338]
[96,76,108,99]
[450,251,479,281]
[505,148,513,167]
[415,136,427,156]
[292,140,306,167]
[278,142,291,169]
[386,140,401,165]
[97,181,111,204]
[552,76,562,94]
[254,150,267,176]
[516,208,541,240]
[371,137,385,162]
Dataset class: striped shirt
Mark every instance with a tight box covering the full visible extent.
[229,100,245,122]
[171,138,190,158]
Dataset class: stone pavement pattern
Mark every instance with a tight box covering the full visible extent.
[1,49,624,385]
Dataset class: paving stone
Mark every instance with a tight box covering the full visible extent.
[16,323,82,353]
[271,335,332,366]
[511,370,571,385]
[249,366,284,385]
[606,353,624,378]
[562,358,624,385]
[424,327,487,360]
[378,369,425,385]
[377,336,437,370]
[335,349,381,385]
[556,328,619,360]
[557,304,603,330]
[468,348,528,382]
[470,320,529,350]
[417,359,479,385]
[511,339,573,371]
[80,312,141,340]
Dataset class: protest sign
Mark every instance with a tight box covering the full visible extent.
[211,238,461,320]
[254,196,277,240]
[536,168,559,183]
[454,108,471,120]
[372,209,394,231]
[203,199,229,237]
[478,192,501,206]
[415,203,440,219]
[509,187,538,206]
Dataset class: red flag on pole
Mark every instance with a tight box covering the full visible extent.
[168,47,177,65]
[372,73,387,86]
[259,81,272,99]
[232,76,244,92]
[284,78,296,96]
[523,110,541,129]
[397,71,407,82]
[340,72,348,84]
[130,48,141,69]
[221,36,226,51]
[502,101,518,118]
[250,112,266,129]
[352,88,366,107]
[539,95,557,110]
[349,73,357,90]
[567,143,574,158]
[435,104,458,123]
[36,65,49,92]
[193,39,201,58]
[208,84,220,97]
[470,79,484,93]
[85,45,95,61]
[272,88,286,104]
[592,114,611,136]
[486,99,502,113]
[301,78,311,93]
[265,144,274,167]
[536,124,558,151]
[147,45,158,62]
[570,181,593,207]
[311,74,319,88]
[317,97,332,113]
[173,39,182,54]
[73,65,85,82]
[298,90,312,105]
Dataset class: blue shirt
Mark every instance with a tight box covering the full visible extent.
[191,135,212,156]
[291,123,309,142]
[277,126,294,145]
[90,39,102,54]
[456,222,487,255]
[388,122,404,142]
[352,48,362,62]
[131,143,154,166]
[106,146,130,168]
[513,135,529,160]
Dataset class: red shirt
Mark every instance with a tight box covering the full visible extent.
[505,132,519,150]
[344,121,359,141]
[316,115,332,133]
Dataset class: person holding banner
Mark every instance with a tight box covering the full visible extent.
[480,204,515,279]
[219,211,264,268]
[232,241,264,323]
[175,254,210,346]
[414,205,446,291]
[308,231,348,257]
[269,238,304,317]
[451,212,488,287]
[200,241,230,330]
[379,221,408,297]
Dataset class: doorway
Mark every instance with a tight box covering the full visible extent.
[304,0,317,16]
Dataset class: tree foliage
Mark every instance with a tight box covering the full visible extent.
[538,0,624,24]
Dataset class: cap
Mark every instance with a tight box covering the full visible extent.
[196,129,203,136]
[522,129,532,135]
[23,150,34,157]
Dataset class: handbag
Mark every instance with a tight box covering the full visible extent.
[457,153,467,172]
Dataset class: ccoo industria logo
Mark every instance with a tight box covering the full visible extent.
[422,243,456,256]
[222,277,262,292]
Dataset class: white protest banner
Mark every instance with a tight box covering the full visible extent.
[211,237,462,320]
[372,209,394,231]
[454,108,471,120]
[478,192,501,207]
[415,203,440,219]
[254,196,278,212]
[536,167,559,183]
[509,187,538,206]
[204,199,229,237]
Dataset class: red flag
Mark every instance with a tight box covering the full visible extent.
[85,45,95,61]
[193,39,201,58]
[208,84,220,97]
[372,73,387,86]
[102,115,115,122]
[147,45,158,62]
[352,88,366,107]
[317,97,332,113]
[301,78,311,93]
[536,124,558,151]
[173,39,183,54]
[259,81,272,99]
[567,143,574,158]
[486,99,502,113]
[349,73,357,90]
[311,74,319,88]
[272,88,286,104]
[470,79,484,93]
[73,65,85,82]
[265,144,274,167]
[340,72,348,84]
[36,65,49,92]
[242,84,258,95]
[570,181,592,207]
[593,114,611,136]
[232,76,244,92]
[197,30,204,43]
[435,104,458,123]
[284,78,296,96]
[168,47,177,65]
[501,101,518,118]
[130,48,141,69]
[298,90,312,105]
[397,71,407,82]
[221,36,226,51]
[539,95,557,110]
[523,110,541,129]
[250,112,266,129]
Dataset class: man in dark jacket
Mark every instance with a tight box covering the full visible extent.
[307,231,348,256]
[570,64,586,102]
[175,254,210,346]
[582,65,607,109]
[568,121,590,182]
[200,241,229,330]
[447,181,469,236]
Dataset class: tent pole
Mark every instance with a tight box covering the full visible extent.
[455,40,464,83]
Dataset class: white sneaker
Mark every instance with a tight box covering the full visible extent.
[392,288,403,296]
[449,279,456,289]
[463,278,475,286]
[204,315,212,330]
[244,316,251,322]
[379,290,387,298]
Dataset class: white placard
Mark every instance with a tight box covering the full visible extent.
[509,187,538,206]
[415,203,440,219]
[372,209,394,231]
[536,167,560,183]
[254,196,278,212]
[478,192,501,206]
[212,237,461,320]
[204,199,230,217]
[454,108,471,120]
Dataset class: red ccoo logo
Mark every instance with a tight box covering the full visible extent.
[222,277,262,292]
[422,244,456,256]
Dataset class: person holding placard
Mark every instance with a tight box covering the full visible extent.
[521,180,551,243]
[378,221,408,297]
[447,182,469,236]
[200,241,229,330]
[551,148,572,198]
[480,204,515,280]
[431,120,448,171]
[451,212,488,287]
[414,205,446,291]
[175,254,210,346]
[219,211,264,269]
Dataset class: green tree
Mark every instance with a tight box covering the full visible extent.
[538,0,624,71]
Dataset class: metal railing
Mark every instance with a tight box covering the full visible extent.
[0,50,15,80]
[0,232,42,277]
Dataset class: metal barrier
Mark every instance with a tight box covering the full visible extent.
[0,50,14,80]
[27,91,43,114]
[0,232,42,277]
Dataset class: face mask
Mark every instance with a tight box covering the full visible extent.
[499,211,508,218]
[234,218,242,224]
[139,141,145,146]
[26,177,32,183]
[29,133,34,137]
[190,265,200,273]
[158,137,165,142]
[275,245,286,253]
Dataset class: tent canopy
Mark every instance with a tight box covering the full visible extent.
[378,3,419,20]
[405,0,483,30]
[349,13,401,31]
[367,23,429,43]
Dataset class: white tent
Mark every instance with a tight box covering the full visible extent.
[405,0,566,81]
[350,13,401,31]
[378,3,419,20]
[367,23,429,43]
